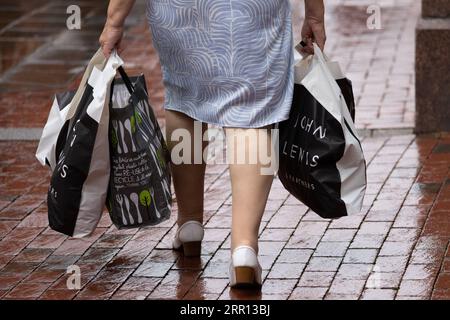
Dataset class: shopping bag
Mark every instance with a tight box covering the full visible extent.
[36,91,75,170]
[38,49,123,237]
[106,67,172,228]
[35,49,106,170]
[278,43,366,219]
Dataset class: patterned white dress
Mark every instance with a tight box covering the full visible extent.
[146,0,294,128]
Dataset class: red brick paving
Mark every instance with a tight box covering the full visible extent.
[0,133,449,300]
[0,0,449,300]
[0,0,419,130]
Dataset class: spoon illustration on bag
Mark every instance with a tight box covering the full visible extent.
[118,120,128,153]
[124,118,136,152]
[130,193,143,224]
[123,195,134,225]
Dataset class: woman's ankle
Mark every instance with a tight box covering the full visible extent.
[231,239,259,254]
[177,215,203,226]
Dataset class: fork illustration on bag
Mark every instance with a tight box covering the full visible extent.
[116,194,136,225]
[115,194,128,225]
[112,120,122,154]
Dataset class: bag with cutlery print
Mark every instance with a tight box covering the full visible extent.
[38,49,120,238]
[106,67,172,229]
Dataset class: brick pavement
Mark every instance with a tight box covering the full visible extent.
[0,0,419,131]
[0,134,449,300]
[1,0,449,300]
[313,0,419,131]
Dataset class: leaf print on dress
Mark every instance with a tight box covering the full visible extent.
[146,0,294,128]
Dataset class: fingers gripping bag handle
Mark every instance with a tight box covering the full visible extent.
[294,42,346,83]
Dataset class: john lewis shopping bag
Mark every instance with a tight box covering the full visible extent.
[35,49,107,171]
[106,67,171,229]
[278,44,366,219]
[37,49,123,237]
[36,91,75,170]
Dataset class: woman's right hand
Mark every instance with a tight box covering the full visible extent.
[99,22,124,58]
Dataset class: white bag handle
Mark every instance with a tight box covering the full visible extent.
[311,43,360,139]
[65,48,107,121]
[294,43,345,83]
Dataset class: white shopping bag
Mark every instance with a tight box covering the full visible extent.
[36,49,105,170]
[35,92,74,170]
[278,43,366,218]
[37,49,124,237]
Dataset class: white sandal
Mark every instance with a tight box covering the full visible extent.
[172,220,204,257]
[229,245,262,288]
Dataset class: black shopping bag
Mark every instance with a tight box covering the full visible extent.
[38,49,122,237]
[278,44,366,219]
[106,67,172,228]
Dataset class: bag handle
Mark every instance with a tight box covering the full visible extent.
[65,48,107,121]
[109,65,134,104]
[311,43,360,138]
[109,65,136,113]
[117,66,134,94]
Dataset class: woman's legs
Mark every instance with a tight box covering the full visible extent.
[225,128,274,253]
[165,111,273,254]
[165,110,208,226]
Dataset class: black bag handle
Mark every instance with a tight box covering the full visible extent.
[109,66,134,108]
[117,66,134,94]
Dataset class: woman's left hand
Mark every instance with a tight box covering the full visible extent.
[300,0,326,55]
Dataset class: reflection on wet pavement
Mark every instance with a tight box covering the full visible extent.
[0,0,449,300]
[0,133,449,300]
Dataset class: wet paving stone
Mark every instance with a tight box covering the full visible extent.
[343,249,378,264]
[313,242,349,257]
[298,271,335,288]
[106,254,147,269]
[0,261,40,276]
[133,261,173,278]
[39,289,78,300]
[23,266,64,284]
[289,286,328,300]
[92,234,133,249]
[173,255,210,270]
[79,248,119,263]
[190,278,229,295]
[146,283,188,300]
[75,282,121,300]
[361,288,397,300]
[110,290,148,300]
[305,257,343,273]
[0,274,26,290]
[93,268,135,284]
[120,276,161,292]
[277,249,313,264]
[4,282,50,299]
[327,279,366,297]
[267,263,305,279]
[397,278,435,298]
[41,255,79,270]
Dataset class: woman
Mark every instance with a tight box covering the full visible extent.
[100,0,325,289]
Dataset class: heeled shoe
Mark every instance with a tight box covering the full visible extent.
[172,220,204,257]
[229,245,262,289]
